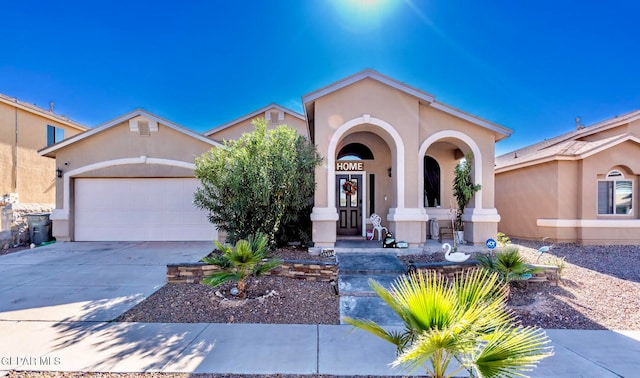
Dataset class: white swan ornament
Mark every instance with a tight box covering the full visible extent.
[442,243,470,263]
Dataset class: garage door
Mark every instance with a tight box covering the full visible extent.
[74,178,217,241]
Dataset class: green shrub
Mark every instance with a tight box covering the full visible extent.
[201,233,282,298]
[194,118,322,245]
[477,246,541,284]
[497,232,511,247]
[545,255,566,279]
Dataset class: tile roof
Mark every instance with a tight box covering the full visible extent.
[496,109,640,170]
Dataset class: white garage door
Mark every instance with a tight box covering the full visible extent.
[74,178,217,241]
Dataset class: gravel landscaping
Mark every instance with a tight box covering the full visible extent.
[116,241,640,330]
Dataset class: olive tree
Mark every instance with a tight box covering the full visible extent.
[194,118,322,245]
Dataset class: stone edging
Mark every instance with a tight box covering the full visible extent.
[168,258,558,286]
[167,259,338,284]
[409,260,559,285]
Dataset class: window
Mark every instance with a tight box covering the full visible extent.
[47,125,64,146]
[598,170,633,215]
[424,156,441,207]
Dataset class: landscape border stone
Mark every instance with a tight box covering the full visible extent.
[167,259,338,284]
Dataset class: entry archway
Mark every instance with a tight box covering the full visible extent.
[327,114,405,210]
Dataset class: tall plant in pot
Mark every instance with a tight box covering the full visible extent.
[452,152,481,244]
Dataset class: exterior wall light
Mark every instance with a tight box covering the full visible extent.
[388,167,392,177]
[56,168,63,178]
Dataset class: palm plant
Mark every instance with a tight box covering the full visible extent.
[201,233,282,298]
[452,152,481,232]
[344,269,552,378]
[477,247,541,284]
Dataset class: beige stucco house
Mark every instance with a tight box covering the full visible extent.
[1,94,87,205]
[495,110,640,245]
[304,70,511,247]
[40,70,511,246]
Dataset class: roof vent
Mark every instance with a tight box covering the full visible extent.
[129,115,158,135]
[138,121,150,136]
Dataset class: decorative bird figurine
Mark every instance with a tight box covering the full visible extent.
[536,245,553,263]
[442,242,470,262]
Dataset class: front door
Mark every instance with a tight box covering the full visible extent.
[337,174,362,235]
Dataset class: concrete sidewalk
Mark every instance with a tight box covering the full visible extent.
[0,321,638,377]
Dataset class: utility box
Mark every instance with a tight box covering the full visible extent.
[1,204,12,232]
[26,213,52,245]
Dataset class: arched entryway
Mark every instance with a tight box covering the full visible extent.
[334,136,391,237]
[419,131,500,245]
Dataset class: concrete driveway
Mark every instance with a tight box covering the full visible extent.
[0,241,212,322]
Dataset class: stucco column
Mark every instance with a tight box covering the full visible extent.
[311,207,339,247]
[461,207,500,245]
[387,207,429,247]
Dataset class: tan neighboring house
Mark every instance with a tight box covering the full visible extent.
[495,110,640,245]
[39,110,222,241]
[204,103,308,141]
[0,94,87,244]
[39,70,511,246]
[0,94,87,204]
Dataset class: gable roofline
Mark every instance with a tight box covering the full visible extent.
[496,134,640,173]
[302,69,436,105]
[496,109,640,171]
[302,69,512,139]
[39,109,221,157]
[0,93,88,131]
[430,101,512,140]
[203,103,305,136]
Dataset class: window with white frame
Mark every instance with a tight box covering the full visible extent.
[597,170,633,215]
[47,125,64,146]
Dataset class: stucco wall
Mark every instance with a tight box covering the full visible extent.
[0,102,84,203]
[310,76,503,246]
[53,120,214,209]
[496,161,560,240]
[497,140,640,244]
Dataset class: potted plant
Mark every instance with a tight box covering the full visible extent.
[452,152,481,244]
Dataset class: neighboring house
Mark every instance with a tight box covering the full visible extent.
[0,94,87,204]
[40,70,511,247]
[495,110,640,245]
[39,110,222,242]
[204,103,308,141]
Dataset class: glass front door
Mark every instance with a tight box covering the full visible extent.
[337,174,362,235]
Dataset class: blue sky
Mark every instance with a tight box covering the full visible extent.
[2,0,639,155]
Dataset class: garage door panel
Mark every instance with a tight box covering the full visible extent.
[74,178,217,241]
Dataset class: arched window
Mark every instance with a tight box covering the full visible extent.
[337,143,374,160]
[424,156,441,207]
[598,170,633,215]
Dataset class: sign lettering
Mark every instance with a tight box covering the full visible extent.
[336,162,364,171]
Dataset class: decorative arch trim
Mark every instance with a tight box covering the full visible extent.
[418,130,483,209]
[327,114,406,209]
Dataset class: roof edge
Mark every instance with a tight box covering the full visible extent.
[204,103,305,136]
[496,134,640,173]
[39,109,221,157]
[302,69,436,105]
[0,93,89,131]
